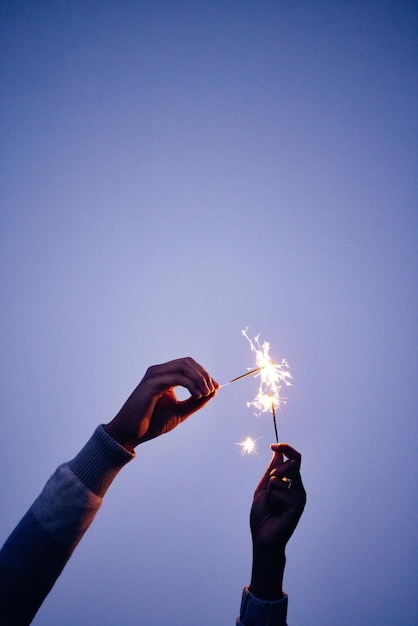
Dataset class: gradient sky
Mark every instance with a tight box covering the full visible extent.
[1,1,417,624]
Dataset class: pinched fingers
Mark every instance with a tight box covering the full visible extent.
[268,456,306,520]
[254,443,302,494]
[173,356,218,397]
[270,443,302,470]
[143,357,219,399]
[266,444,304,502]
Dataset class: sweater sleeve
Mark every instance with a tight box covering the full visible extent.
[236,586,288,626]
[0,425,134,625]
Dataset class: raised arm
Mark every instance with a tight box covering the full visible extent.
[0,357,218,625]
[237,444,306,626]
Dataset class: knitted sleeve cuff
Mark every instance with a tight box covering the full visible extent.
[237,586,288,626]
[68,425,135,497]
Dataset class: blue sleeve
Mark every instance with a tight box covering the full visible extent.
[0,425,134,625]
[237,586,288,626]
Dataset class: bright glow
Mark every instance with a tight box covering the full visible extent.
[236,436,260,456]
[242,328,292,414]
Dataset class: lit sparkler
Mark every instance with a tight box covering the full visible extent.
[242,328,292,444]
[222,330,292,455]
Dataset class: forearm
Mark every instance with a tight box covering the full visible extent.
[0,425,134,624]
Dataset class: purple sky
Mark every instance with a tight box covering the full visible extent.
[1,2,417,624]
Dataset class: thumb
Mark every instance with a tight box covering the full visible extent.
[178,390,216,420]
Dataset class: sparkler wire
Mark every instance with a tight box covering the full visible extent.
[219,366,264,388]
[271,402,279,444]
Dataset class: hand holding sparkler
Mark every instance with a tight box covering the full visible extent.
[249,444,306,601]
[104,357,218,451]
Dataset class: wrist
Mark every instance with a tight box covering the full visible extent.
[249,547,286,601]
[103,420,138,453]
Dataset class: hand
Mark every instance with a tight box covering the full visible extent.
[249,444,306,601]
[104,357,219,452]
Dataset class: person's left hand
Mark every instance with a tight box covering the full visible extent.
[104,357,218,451]
[249,443,306,600]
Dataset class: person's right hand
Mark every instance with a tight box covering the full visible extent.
[249,444,306,600]
[104,357,218,452]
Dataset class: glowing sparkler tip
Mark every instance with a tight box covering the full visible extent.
[236,436,260,456]
[242,328,292,415]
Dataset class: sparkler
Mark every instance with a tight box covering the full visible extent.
[222,329,292,455]
[242,328,292,445]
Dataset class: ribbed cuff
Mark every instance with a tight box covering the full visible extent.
[238,586,288,626]
[68,425,135,496]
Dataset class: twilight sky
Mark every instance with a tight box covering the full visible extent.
[0,1,417,624]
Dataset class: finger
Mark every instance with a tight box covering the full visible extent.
[270,459,299,480]
[165,358,219,397]
[269,472,307,520]
[269,460,299,491]
[182,357,219,393]
[254,447,285,494]
[144,358,218,398]
[177,390,217,420]
[270,443,302,470]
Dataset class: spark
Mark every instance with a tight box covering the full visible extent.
[236,436,260,456]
